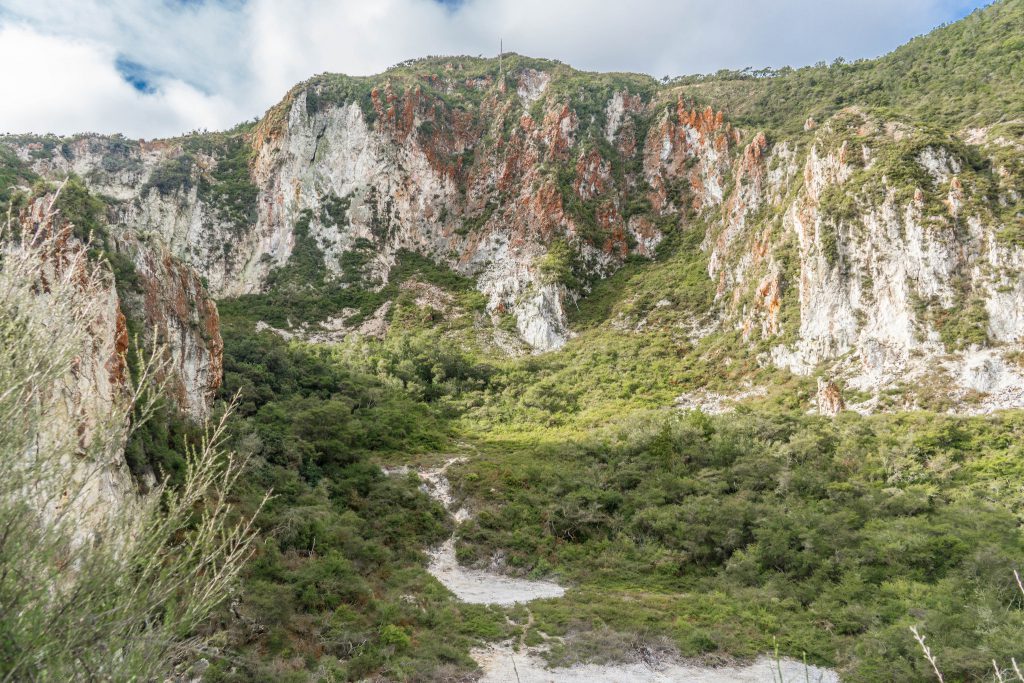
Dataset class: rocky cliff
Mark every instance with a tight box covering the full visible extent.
[707,111,1024,411]
[3,195,137,540]
[0,189,224,547]
[4,59,735,354]
[2,1,1022,413]
[115,232,223,418]
[2,178,224,420]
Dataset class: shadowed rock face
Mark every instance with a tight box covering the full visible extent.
[117,234,223,419]
[13,190,223,421]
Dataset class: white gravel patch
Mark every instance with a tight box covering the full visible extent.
[386,458,566,606]
[427,538,565,605]
[472,645,839,683]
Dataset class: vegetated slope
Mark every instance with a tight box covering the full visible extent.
[672,0,1024,134]
[452,409,1024,681]
[4,2,1023,410]
[212,4,1024,677]
[2,2,1024,681]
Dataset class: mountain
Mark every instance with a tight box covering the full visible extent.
[4,2,1022,416]
[3,1,1024,681]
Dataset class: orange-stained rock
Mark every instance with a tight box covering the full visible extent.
[816,378,845,416]
[118,236,223,419]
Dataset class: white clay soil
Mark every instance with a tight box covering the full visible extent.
[407,458,566,605]
[386,459,840,681]
[426,538,564,605]
[472,645,839,683]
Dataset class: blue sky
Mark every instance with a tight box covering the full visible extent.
[0,0,994,138]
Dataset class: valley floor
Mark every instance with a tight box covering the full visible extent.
[472,646,836,683]
[209,308,1024,682]
[390,452,839,682]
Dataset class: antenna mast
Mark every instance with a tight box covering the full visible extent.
[499,39,503,79]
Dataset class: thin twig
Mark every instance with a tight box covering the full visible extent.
[910,626,944,683]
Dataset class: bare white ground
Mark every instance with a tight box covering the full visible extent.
[383,459,839,681]
[427,538,565,605]
[409,458,566,605]
[472,645,839,683]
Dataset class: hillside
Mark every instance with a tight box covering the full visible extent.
[672,0,1024,133]
[2,1,1024,681]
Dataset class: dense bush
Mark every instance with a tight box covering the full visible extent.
[0,143,37,204]
[675,0,1024,135]
[206,315,510,681]
[450,408,1024,680]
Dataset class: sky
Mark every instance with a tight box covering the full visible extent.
[0,0,992,139]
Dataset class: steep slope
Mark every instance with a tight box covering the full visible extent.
[671,0,1024,135]
[3,195,137,543]
[0,175,224,493]
[3,58,735,353]
[1,2,1022,411]
[1,187,223,545]
[3,3,1023,681]
[699,109,1024,411]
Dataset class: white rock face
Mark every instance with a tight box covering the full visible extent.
[983,224,1024,343]
[605,91,629,143]
[127,186,248,295]
[264,81,652,352]
[516,283,573,350]
[4,140,225,420]
[251,92,579,350]
[16,136,259,295]
[710,110,1024,411]
[517,68,551,104]
[49,275,137,546]
[10,83,1024,401]
[5,77,744,355]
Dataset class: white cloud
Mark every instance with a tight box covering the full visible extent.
[0,0,988,138]
[0,24,242,138]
